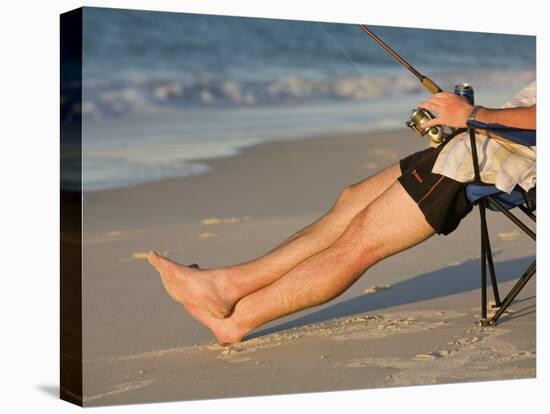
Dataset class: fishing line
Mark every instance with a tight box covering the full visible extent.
[317,22,368,79]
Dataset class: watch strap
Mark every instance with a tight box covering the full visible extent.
[468,105,484,122]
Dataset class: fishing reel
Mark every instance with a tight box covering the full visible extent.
[405,84,474,147]
[406,107,446,147]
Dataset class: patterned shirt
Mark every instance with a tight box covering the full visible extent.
[431,81,536,193]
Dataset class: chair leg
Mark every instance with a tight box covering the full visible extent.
[479,202,488,321]
[482,261,536,326]
[480,207,501,307]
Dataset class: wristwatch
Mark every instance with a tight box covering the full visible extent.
[468,105,484,123]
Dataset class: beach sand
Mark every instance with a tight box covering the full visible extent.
[79,129,535,406]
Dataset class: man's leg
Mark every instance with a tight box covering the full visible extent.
[149,163,401,318]
[151,181,435,343]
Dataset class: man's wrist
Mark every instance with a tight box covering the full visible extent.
[468,105,484,123]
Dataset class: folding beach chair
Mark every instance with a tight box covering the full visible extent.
[464,120,536,326]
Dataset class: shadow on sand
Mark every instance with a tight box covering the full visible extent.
[248,256,535,339]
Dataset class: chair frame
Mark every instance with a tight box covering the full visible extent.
[466,124,536,326]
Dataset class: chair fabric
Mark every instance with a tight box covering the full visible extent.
[465,184,526,210]
[466,120,536,146]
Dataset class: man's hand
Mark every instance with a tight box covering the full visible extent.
[419,92,474,129]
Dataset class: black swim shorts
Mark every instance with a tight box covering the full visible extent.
[397,143,474,235]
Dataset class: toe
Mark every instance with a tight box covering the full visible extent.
[147,251,160,269]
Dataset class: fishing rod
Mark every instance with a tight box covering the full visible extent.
[356,24,473,146]
[357,24,443,94]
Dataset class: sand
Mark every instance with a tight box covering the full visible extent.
[79,129,535,406]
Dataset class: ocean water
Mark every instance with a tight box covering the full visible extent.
[74,7,536,191]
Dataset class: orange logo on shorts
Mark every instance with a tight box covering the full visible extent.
[412,169,423,183]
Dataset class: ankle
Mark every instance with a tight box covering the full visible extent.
[214,266,245,304]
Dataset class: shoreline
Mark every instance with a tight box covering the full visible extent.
[84,126,411,195]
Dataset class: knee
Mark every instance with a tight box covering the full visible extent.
[333,184,358,212]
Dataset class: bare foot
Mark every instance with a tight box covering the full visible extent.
[147,251,235,319]
[182,302,247,344]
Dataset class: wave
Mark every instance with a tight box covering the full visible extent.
[70,69,535,121]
